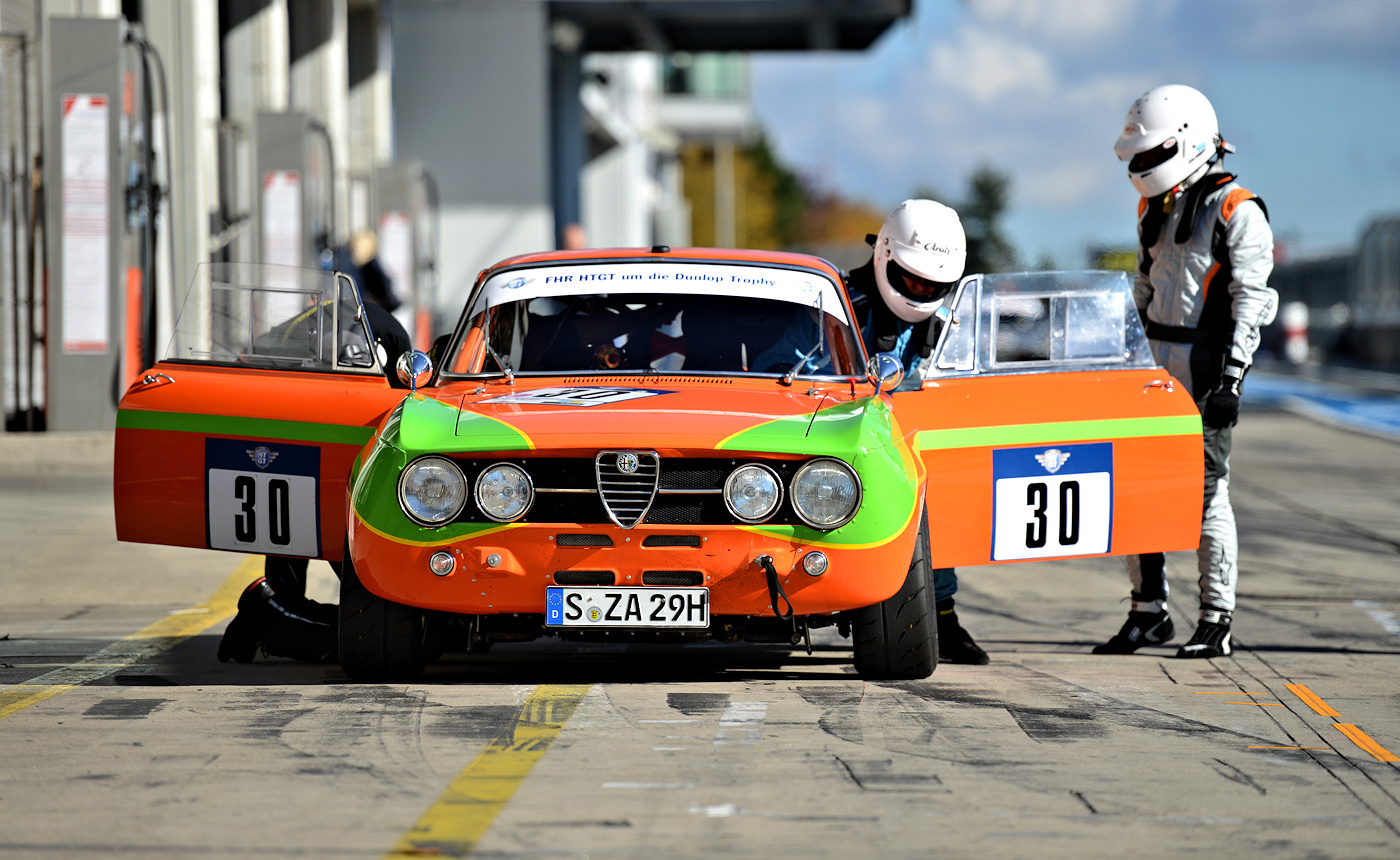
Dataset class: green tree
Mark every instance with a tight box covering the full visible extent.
[959,165,1019,274]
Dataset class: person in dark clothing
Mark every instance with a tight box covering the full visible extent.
[759,199,991,664]
[349,229,401,311]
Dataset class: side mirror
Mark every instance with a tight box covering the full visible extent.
[868,352,904,397]
[396,350,434,392]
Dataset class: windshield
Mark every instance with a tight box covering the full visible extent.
[444,261,864,378]
[163,262,383,374]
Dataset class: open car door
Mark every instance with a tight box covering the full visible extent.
[114,262,407,562]
[892,270,1203,568]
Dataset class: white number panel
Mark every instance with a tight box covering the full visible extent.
[205,438,321,557]
[991,442,1112,561]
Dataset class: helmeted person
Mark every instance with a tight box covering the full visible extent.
[837,200,992,664]
[1095,85,1277,659]
[753,201,985,663]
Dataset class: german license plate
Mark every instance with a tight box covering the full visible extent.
[545,586,709,628]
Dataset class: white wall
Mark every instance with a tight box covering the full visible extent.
[389,0,552,318]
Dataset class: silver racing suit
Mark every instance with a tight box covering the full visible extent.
[1128,165,1277,615]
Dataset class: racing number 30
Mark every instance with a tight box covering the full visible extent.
[1024,480,1080,548]
[207,468,319,556]
[991,443,1111,562]
[232,475,292,546]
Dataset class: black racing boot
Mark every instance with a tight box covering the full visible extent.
[258,586,339,664]
[1093,608,1175,655]
[217,577,269,663]
[1177,607,1232,658]
[935,598,990,665]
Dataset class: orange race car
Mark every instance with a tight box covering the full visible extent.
[114,249,1202,680]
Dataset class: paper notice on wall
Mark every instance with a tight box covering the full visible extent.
[61,94,111,354]
[262,170,303,321]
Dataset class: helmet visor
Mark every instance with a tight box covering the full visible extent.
[1128,138,1178,173]
[887,259,953,303]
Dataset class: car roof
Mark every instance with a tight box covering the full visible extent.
[480,247,845,281]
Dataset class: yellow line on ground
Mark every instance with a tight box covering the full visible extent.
[1286,683,1342,718]
[386,684,592,858]
[0,556,260,721]
[1333,724,1400,763]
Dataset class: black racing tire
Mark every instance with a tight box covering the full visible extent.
[851,511,938,680]
[338,543,427,681]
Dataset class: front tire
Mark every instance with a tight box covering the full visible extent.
[851,511,938,680]
[339,543,427,681]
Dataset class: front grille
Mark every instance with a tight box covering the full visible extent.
[554,570,614,586]
[557,534,613,547]
[642,570,704,586]
[642,535,702,547]
[447,456,811,527]
[596,451,659,528]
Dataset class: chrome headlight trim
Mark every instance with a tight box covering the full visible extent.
[473,461,536,523]
[789,458,862,530]
[398,456,469,527]
[722,463,783,524]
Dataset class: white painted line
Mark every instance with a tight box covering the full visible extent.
[1355,600,1400,636]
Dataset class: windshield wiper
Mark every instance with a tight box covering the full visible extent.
[779,341,824,386]
[779,292,826,386]
[483,342,514,385]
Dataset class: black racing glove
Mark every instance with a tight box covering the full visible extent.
[1202,358,1246,429]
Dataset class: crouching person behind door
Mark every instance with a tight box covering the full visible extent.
[218,299,413,665]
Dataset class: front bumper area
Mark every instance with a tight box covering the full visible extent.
[348,514,920,618]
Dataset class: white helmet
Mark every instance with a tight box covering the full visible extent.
[873,199,966,324]
[1114,84,1226,198]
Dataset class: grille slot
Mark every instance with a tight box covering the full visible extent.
[642,535,702,548]
[642,571,705,586]
[554,570,615,586]
[595,451,660,528]
[556,534,614,547]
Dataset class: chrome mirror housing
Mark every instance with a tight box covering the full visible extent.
[396,350,434,391]
[868,352,905,397]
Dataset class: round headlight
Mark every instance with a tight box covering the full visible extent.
[399,456,468,526]
[790,458,861,530]
[474,462,534,522]
[723,463,782,523]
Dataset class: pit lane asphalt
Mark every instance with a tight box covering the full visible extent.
[2,389,1398,859]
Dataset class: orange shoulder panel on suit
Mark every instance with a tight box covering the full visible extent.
[1220,187,1256,222]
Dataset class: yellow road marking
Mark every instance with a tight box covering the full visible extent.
[1333,724,1400,762]
[1287,683,1342,718]
[386,684,592,858]
[0,556,259,721]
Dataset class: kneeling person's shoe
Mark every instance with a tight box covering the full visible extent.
[936,599,990,665]
[1176,616,1232,659]
[217,577,272,663]
[1093,610,1174,655]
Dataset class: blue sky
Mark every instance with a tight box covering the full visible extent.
[751,0,1400,266]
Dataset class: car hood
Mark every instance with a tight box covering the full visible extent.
[384,380,879,456]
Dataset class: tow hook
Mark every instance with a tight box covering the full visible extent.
[755,555,793,621]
